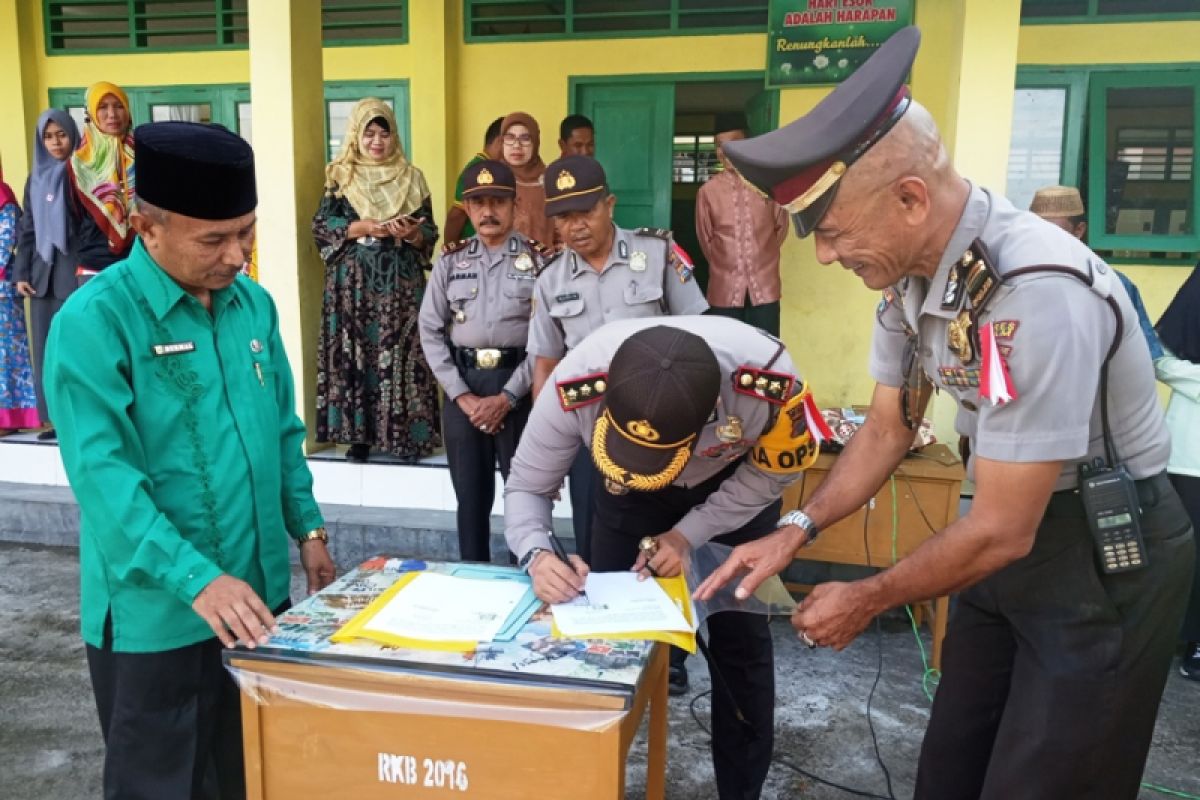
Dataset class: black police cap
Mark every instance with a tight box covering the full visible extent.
[134,121,256,220]
[722,26,920,237]
[543,155,607,217]
[461,159,515,199]
[590,325,720,492]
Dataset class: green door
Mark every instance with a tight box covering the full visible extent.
[576,82,674,230]
[744,89,780,136]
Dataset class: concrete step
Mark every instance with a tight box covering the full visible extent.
[0,481,574,571]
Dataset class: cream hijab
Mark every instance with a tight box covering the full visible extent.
[323,98,429,221]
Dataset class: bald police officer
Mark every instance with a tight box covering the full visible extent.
[697,27,1194,800]
[419,160,548,562]
[528,154,708,587]
[508,316,824,800]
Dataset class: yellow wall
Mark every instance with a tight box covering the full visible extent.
[5,6,1195,440]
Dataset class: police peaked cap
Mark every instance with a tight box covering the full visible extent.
[722,26,920,237]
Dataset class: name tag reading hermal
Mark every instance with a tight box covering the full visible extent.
[152,341,196,357]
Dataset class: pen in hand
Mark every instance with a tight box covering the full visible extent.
[547,530,590,605]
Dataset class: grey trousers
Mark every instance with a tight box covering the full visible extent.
[28,294,66,423]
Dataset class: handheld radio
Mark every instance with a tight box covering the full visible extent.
[1077,458,1147,574]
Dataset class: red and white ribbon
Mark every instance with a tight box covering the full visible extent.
[979,321,1017,406]
[803,392,836,443]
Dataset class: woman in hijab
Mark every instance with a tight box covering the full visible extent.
[0,161,38,435]
[313,98,441,463]
[1155,265,1200,681]
[69,81,136,282]
[12,110,113,440]
[500,112,556,246]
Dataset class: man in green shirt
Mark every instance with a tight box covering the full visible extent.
[442,116,504,244]
[45,121,335,799]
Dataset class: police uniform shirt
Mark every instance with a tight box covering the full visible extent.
[525,226,709,359]
[870,182,1170,490]
[419,231,542,401]
[506,315,813,559]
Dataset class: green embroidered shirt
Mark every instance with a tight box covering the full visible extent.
[45,240,324,652]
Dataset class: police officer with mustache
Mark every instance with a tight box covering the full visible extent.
[419,160,550,563]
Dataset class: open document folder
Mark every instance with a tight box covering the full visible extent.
[331,572,538,652]
[549,572,699,654]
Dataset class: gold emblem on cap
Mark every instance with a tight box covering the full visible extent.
[630,251,647,272]
[605,479,630,495]
[627,419,661,442]
[477,167,494,185]
[514,252,533,272]
[556,170,577,191]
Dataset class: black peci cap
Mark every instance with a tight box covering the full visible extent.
[461,159,515,199]
[722,26,920,237]
[590,326,720,492]
[134,121,256,220]
[543,155,607,216]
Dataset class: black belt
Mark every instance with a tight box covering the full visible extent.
[453,346,525,371]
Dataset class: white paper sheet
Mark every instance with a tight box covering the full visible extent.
[550,572,693,638]
[363,573,530,642]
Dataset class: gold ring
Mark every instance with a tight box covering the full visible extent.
[638,536,659,556]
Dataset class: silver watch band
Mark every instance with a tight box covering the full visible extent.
[777,509,819,546]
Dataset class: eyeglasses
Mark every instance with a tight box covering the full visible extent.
[503,134,533,146]
[900,332,933,431]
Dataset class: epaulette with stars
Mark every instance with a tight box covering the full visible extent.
[526,238,555,276]
[441,238,471,255]
[556,372,608,412]
[732,366,795,406]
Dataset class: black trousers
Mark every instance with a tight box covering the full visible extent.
[85,602,289,800]
[707,300,781,338]
[443,366,530,562]
[914,472,1194,800]
[590,461,780,800]
[569,448,598,562]
[1169,472,1200,641]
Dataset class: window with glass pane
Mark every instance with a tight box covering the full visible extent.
[237,102,253,144]
[673,135,718,184]
[1007,88,1068,211]
[150,104,213,124]
[1100,85,1193,239]
[465,0,766,40]
[1021,0,1200,19]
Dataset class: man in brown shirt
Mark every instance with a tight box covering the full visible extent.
[695,128,789,335]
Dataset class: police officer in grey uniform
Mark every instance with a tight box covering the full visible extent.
[527,155,707,592]
[507,315,825,800]
[698,28,1194,800]
[419,160,548,562]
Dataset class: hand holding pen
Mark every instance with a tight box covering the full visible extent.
[527,531,590,605]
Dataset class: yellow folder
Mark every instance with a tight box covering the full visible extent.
[549,573,698,655]
[330,572,480,652]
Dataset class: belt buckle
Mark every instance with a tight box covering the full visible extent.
[476,348,501,369]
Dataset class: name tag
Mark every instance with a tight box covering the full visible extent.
[555,292,580,303]
[506,272,535,281]
[152,341,196,357]
[448,272,478,282]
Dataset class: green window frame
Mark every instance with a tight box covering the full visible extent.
[323,81,412,162]
[464,0,768,43]
[1021,0,1200,25]
[43,1,408,55]
[1009,64,1198,263]
[1086,69,1198,253]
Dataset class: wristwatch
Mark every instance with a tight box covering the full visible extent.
[777,510,819,547]
[298,526,328,545]
[502,389,519,411]
[519,547,549,574]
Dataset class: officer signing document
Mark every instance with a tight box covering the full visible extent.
[505,316,827,800]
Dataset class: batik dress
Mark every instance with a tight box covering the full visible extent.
[313,193,442,459]
[0,202,40,430]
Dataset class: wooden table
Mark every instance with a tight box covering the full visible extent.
[225,559,669,799]
[781,444,965,669]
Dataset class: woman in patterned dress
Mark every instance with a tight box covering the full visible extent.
[312,98,441,462]
[0,164,39,435]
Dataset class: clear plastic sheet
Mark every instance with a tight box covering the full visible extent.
[226,655,631,732]
[688,542,797,621]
